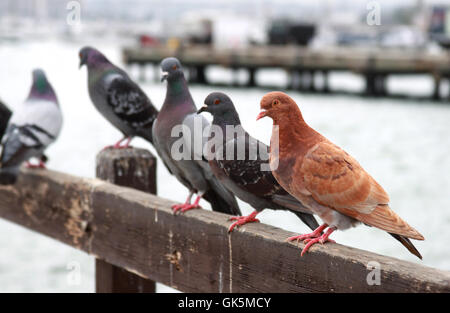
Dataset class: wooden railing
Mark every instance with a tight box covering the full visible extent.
[122,45,450,99]
[0,148,449,293]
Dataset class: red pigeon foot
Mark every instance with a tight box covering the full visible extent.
[172,195,202,214]
[172,193,194,214]
[26,161,46,169]
[228,210,260,233]
[301,227,336,256]
[287,223,328,244]
[102,137,132,150]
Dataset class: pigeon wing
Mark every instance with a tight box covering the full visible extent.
[106,74,158,137]
[218,136,285,199]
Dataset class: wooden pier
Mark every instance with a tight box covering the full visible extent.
[123,44,450,100]
[0,148,449,293]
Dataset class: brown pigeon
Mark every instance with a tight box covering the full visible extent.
[257,91,424,259]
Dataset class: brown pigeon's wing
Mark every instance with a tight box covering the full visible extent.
[300,141,388,211]
[299,141,423,240]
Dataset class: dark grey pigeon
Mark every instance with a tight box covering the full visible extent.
[0,69,62,185]
[152,57,241,215]
[0,99,12,143]
[198,92,319,232]
[79,46,158,148]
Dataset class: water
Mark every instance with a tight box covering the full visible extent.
[0,40,449,292]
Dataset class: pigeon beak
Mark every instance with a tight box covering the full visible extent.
[161,72,169,82]
[256,110,267,121]
[197,105,208,115]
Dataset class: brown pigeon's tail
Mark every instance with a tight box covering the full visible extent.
[389,233,422,259]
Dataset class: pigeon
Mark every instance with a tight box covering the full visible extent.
[0,99,12,143]
[0,69,63,185]
[257,91,424,258]
[79,46,158,148]
[152,57,241,215]
[198,92,320,233]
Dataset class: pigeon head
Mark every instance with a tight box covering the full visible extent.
[32,69,48,90]
[28,69,57,101]
[79,46,110,69]
[198,92,233,115]
[257,91,300,122]
[160,57,183,82]
[198,92,241,126]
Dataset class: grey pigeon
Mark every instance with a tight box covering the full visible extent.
[79,46,158,148]
[152,57,241,215]
[0,99,12,143]
[0,69,63,185]
[198,92,319,232]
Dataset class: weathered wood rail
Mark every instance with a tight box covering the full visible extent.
[123,44,450,100]
[0,148,449,293]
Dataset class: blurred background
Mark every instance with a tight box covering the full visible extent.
[0,0,449,292]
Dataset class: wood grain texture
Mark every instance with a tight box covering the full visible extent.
[95,259,156,293]
[0,154,448,292]
[95,148,157,293]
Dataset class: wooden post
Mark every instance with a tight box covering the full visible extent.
[196,65,207,84]
[308,70,316,92]
[321,70,330,93]
[95,148,157,293]
[297,70,307,91]
[375,74,386,96]
[365,72,376,96]
[247,68,256,87]
[432,72,441,100]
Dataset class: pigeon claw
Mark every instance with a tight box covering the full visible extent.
[228,211,259,233]
[102,137,133,151]
[172,203,201,214]
[25,161,46,169]
[102,143,132,151]
[286,223,327,244]
[286,224,336,256]
[300,232,335,257]
[172,195,203,215]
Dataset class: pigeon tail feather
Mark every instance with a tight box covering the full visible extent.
[292,211,320,232]
[203,188,241,216]
[389,233,422,259]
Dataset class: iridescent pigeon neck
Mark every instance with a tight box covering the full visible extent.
[28,76,57,103]
[87,50,113,70]
[165,74,195,110]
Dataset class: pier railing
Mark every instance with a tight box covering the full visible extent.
[0,148,449,293]
[123,44,450,99]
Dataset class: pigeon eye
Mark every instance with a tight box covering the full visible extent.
[172,65,177,70]
[272,99,279,106]
[214,99,220,105]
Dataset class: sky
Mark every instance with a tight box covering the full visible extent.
[2,0,449,22]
